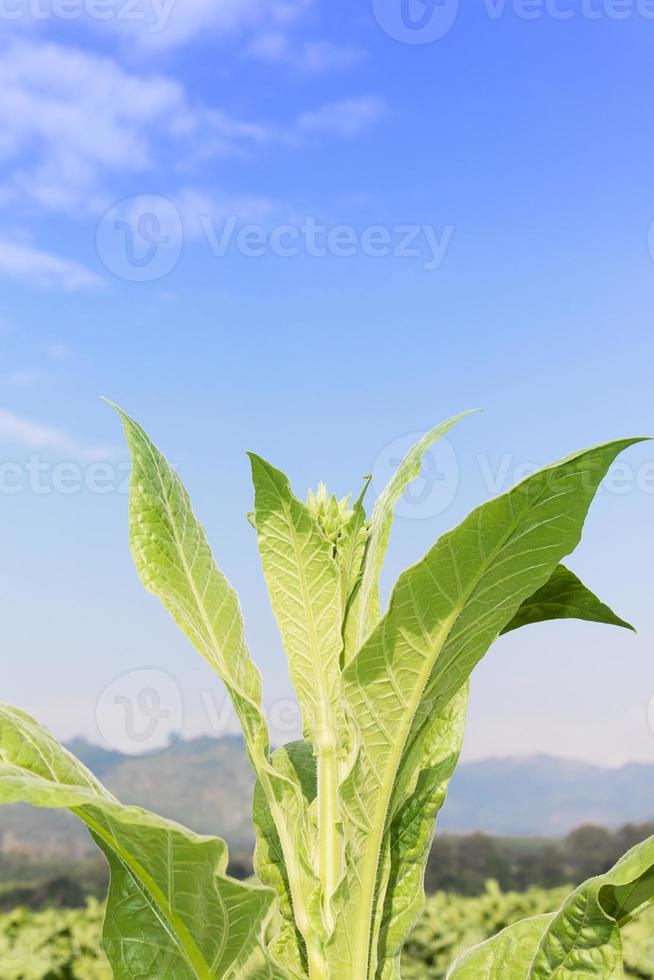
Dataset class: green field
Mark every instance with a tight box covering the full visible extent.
[2,884,652,979]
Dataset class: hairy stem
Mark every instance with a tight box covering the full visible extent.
[317,725,340,932]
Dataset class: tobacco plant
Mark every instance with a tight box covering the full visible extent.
[1,407,652,979]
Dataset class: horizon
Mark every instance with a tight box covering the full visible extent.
[63,729,654,771]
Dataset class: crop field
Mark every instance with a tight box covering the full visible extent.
[1,884,652,980]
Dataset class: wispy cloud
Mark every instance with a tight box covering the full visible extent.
[247,35,365,72]
[0,41,271,218]
[0,40,386,241]
[97,0,312,51]
[296,96,386,137]
[0,409,116,460]
[0,238,103,291]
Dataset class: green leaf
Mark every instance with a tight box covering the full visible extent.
[0,704,282,980]
[502,563,634,635]
[333,437,644,980]
[376,683,469,980]
[248,454,345,755]
[336,477,371,617]
[446,914,555,978]
[248,454,347,929]
[344,412,476,662]
[113,404,269,773]
[110,406,319,962]
[530,834,654,978]
[377,563,631,977]
[253,742,317,979]
[447,834,654,978]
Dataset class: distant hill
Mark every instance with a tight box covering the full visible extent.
[439,755,654,835]
[0,736,652,858]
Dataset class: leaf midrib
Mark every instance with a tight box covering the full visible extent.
[81,810,214,980]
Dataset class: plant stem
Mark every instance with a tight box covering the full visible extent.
[317,728,340,932]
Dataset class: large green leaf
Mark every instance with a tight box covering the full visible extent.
[248,454,347,931]
[111,407,319,962]
[530,834,654,978]
[502,563,634,635]
[447,834,654,978]
[0,704,281,980]
[375,683,469,980]
[253,741,317,979]
[113,405,270,771]
[332,438,644,980]
[445,914,555,978]
[248,454,345,754]
[375,563,631,977]
[344,411,476,662]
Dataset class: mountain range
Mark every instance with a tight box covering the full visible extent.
[1,735,652,858]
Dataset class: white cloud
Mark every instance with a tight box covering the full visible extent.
[0,40,385,233]
[247,35,365,72]
[0,409,115,460]
[0,238,103,291]
[97,0,312,51]
[296,96,386,137]
[0,41,271,218]
[0,41,185,215]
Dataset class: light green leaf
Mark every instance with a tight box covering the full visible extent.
[377,564,631,977]
[376,683,469,980]
[447,834,654,978]
[336,477,371,617]
[502,563,634,635]
[530,834,654,978]
[0,704,282,980]
[111,406,318,960]
[333,437,644,980]
[446,914,554,979]
[113,404,269,774]
[248,454,347,929]
[253,741,317,979]
[344,412,476,662]
[248,454,345,754]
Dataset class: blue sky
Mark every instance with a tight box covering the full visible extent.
[0,0,653,765]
